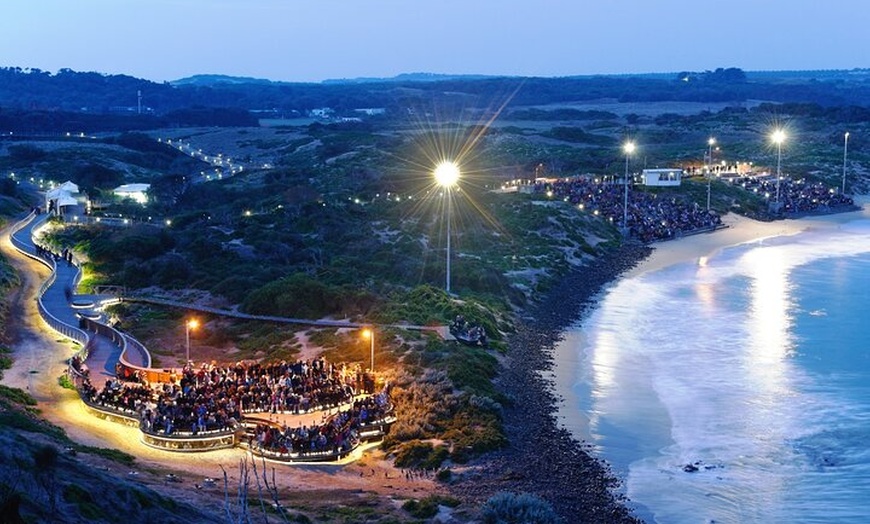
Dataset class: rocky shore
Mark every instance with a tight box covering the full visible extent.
[451,243,653,523]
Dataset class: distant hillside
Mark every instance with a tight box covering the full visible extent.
[170,74,284,87]
[322,72,497,84]
[3,66,870,132]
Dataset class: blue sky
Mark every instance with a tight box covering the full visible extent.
[2,0,868,83]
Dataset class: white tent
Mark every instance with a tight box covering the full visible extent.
[58,181,80,193]
[45,187,67,200]
[45,181,82,215]
[114,183,151,204]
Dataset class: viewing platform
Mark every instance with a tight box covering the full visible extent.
[7,210,395,462]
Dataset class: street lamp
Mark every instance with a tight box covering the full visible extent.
[434,161,460,294]
[842,132,850,194]
[772,129,786,204]
[622,141,635,235]
[185,319,199,364]
[707,137,715,211]
[361,328,375,372]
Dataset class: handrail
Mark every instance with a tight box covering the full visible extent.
[9,212,90,346]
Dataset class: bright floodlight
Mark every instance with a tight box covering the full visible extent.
[434,161,460,187]
[772,129,786,145]
[623,141,636,155]
[708,137,716,147]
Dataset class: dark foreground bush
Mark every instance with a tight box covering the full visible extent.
[481,492,560,524]
[402,495,460,519]
[394,440,449,469]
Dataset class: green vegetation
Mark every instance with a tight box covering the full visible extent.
[402,494,460,519]
[436,468,453,483]
[0,252,19,381]
[0,408,66,440]
[481,492,560,524]
[73,445,136,467]
[58,372,76,390]
[0,346,12,380]
[63,484,102,519]
[393,440,450,469]
[0,384,37,407]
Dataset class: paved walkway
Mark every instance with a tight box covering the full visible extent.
[8,212,146,378]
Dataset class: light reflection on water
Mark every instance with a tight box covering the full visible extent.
[563,220,870,523]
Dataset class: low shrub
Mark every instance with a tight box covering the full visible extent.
[58,373,76,390]
[0,384,37,406]
[394,440,449,469]
[403,495,460,519]
[481,492,560,524]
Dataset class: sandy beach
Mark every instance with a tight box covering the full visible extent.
[630,198,870,279]
[552,201,870,504]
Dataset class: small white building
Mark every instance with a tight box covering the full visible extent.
[45,181,83,216]
[641,168,683,187]
[114,183,151,204]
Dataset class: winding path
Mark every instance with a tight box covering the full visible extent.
[4,210,395,462]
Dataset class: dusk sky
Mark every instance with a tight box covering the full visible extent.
[2,0,868,83]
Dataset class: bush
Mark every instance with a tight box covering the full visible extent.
[0,344,13,379]
[74,445,136,466]
[32,444,59,471]
[0,384,37,406]
[63,483,94,504]
[481,492,560,524]
[58,373,76,390]
[394,440,449,469]
[403,495,460,519]
[243,273,339,319]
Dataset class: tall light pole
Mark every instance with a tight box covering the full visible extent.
[623,141,635,235]
[362,328,375,372]
[772,129,786,205]
[842,132,850,194]
[434,161,460,294]
[707,137,715,211]
[185,318,198,364]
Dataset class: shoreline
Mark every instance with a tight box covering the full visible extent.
[549,202,870,521]
[450,243,652,523]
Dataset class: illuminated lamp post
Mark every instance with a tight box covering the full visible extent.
[434,161,460,294]
[772,129,786,205]
[362,328,375,372]
[707,137,715,211]
[185,319,199,364]
[622,141,636,235]
[842,132,850,194]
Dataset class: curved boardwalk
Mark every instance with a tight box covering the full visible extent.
[8,211,394,462]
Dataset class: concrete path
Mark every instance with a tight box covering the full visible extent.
[7,212,145,378]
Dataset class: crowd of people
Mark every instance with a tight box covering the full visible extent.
[537,176,722,242]
[34,242,74,266]
[80,358,378,437]
[250,391,392,457]
[730,175,855,215]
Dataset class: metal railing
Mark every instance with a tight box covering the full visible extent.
[9,212,90,346]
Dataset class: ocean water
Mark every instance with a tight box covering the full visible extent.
[564,218,870,523]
